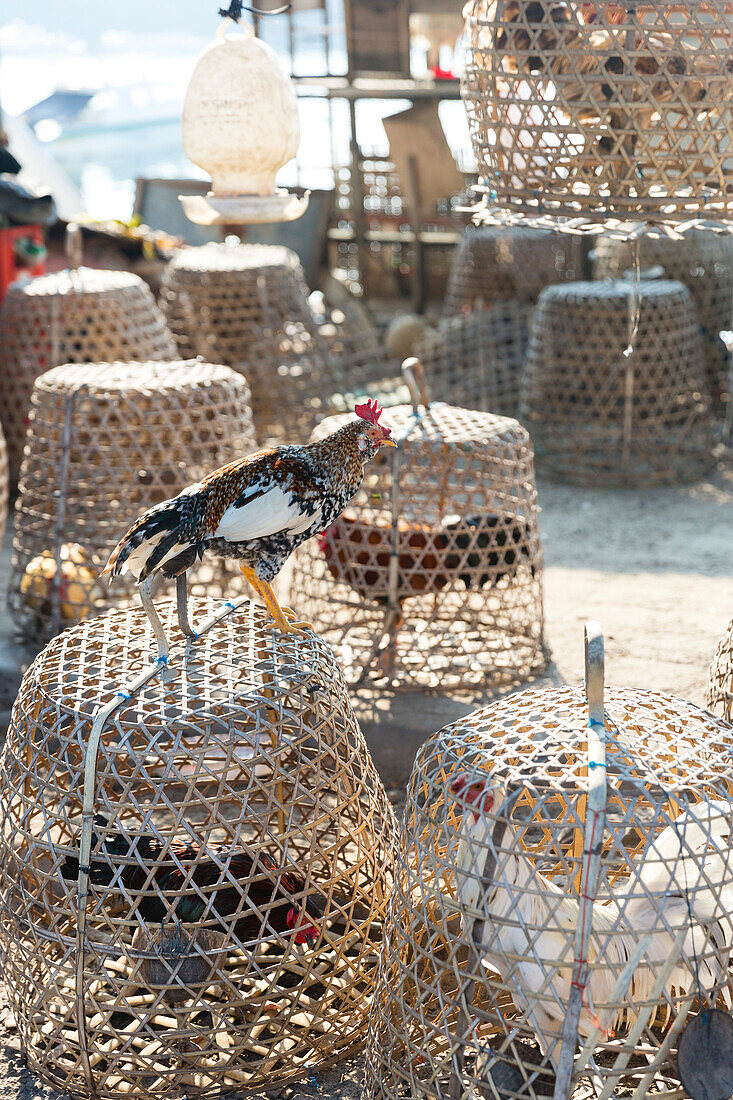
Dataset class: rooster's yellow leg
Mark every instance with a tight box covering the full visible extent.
[239,565,309,634]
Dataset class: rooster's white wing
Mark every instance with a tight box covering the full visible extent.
[213,483,316,542]
[638,801,733,896]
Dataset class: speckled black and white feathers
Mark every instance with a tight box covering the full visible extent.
[103,418,388,587]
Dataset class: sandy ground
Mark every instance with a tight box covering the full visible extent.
[0,460,731,1098]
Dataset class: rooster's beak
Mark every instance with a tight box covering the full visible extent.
[381,438,398,448]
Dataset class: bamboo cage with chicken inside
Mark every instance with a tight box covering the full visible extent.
[0,267,175,481]
[593,228,733,411]
[707,614,733,722]
[444,227,581,316]
[521,279,715,485]
[159,243,386,444]
[462,0,733,230]
[8,360,256,645]
[365,649,733,1100]
[289,362,546,691]
[0,597,396,1100]
[413,302,532,419]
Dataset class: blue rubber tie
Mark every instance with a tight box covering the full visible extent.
[115,690,131,701]
[307,1074,321,1092]
[588,760,606,770]
[223,600,237,611]
[156,655,168,667]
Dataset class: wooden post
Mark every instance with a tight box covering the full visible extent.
[554,621,608,1100]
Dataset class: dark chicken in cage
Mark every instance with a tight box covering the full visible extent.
[290,360,546,691]
[365,625,733,1100]
[0,598,397,1098]
[61,815,322,943]
[104,399,397,659]
[462,0,733,228]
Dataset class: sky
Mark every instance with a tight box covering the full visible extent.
[0,1,240,44]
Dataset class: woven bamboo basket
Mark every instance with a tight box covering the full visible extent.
[414,302,532,418]
[594,229,733,408]
[462,0,733,230]
[707,615,733,722]
[521,279,714,486]
[8,360,256,645]
[0,268,175,480]
[160,243,382,444]
[0,596,397,1099]
[445,227,581,315]
[365,624,733,1100]
[289,361,546,692]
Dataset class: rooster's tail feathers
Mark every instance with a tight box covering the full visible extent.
[102,498,190,583]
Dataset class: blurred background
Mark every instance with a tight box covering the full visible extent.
[0,0,473,222]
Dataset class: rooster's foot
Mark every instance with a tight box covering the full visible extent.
[282,607,313,632]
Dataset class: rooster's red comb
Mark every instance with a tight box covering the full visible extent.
[355,398,385,426]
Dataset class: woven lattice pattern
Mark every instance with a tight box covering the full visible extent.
[160,244,310,363]
[521,279,714,485]
[707,616,733,722]
[0,268,175,480]
[0,421,8,546]
[414,303,532,418]
[8,361,256,644]
[0,598,397,1099]
[593,229,733,406]
[365,685,733,1100]
[462,1,733,228]
[289,401,546,691]
[160,244,383,444]
[445,227,581,314]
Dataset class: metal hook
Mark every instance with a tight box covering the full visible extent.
[218,1,292,20]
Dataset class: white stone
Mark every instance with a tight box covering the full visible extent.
[182,22,300,197]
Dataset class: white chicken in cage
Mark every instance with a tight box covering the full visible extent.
[450,773,733,1074]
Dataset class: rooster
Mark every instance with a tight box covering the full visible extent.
[61,816,322,945]
[450,773,733,1075]
[102,399,396,658]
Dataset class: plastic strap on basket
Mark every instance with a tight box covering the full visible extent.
[553,622,608,1100]
[401,357,431,415]
[73,592,251,1092]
